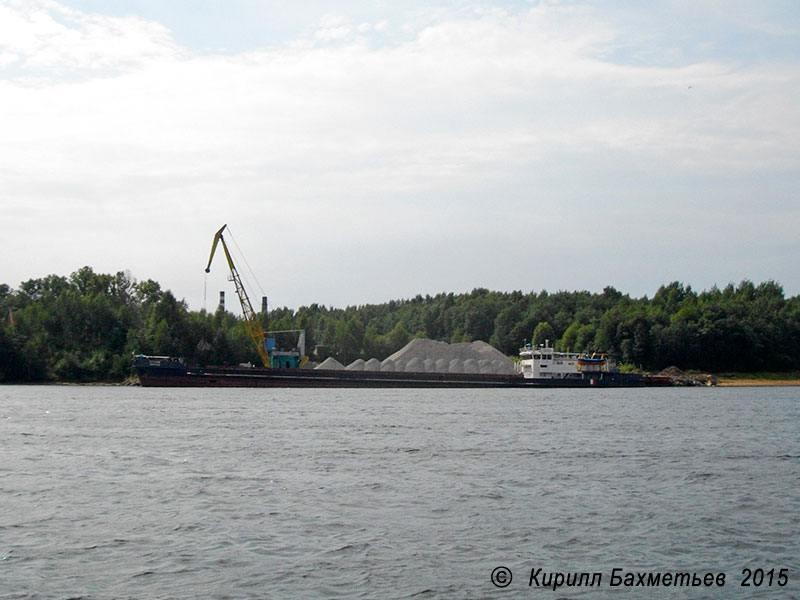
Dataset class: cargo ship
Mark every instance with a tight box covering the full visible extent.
[133,350,666,388]
[132,225,670,388]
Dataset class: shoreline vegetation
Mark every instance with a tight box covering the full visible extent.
[1,268,798,384]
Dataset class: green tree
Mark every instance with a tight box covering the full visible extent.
[334,317,364,364]
[386,321,411,354]
[532,321,555,346]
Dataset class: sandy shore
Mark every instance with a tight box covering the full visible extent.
[717,379,800,387]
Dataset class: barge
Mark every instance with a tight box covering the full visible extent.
[133,352,665,388]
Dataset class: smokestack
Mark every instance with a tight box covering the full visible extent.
[219,291,225,312]
[261,296,268,314]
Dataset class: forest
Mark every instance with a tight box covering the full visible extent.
[1,266,799,382]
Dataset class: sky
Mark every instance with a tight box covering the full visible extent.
[1,0,799,312]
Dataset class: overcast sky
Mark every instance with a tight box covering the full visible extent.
[2,0,798,311]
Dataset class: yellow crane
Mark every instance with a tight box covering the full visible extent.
[205,224,271,368]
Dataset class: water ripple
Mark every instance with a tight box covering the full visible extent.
[1,385,798,599]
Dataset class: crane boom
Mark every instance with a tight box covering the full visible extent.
[205,224,271,368]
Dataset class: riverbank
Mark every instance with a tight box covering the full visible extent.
[715,371,800,386]
[655,366,800,387]
[717,378,800,387]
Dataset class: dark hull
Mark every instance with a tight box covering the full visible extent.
[135,363,655,388]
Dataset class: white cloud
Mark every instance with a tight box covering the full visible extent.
[0,0,798,307]
[3,2,795,177]
[0,0,178,75]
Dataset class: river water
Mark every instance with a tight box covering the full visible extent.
[1,386,798,599]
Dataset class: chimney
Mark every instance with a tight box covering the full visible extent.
[218,291,225,312]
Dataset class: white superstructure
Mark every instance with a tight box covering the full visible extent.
[517,342,613,379]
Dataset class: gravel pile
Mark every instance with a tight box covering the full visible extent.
[314,338,515,374]
[316,357,345,370]
[383,338,514,374]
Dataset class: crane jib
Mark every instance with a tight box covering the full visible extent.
[204,224,271,368]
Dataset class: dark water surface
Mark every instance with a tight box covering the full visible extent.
[1,386,798,599]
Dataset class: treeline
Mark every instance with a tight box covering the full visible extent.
[1,267,798,382]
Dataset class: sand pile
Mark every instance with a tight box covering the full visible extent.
[315,338,514,374]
